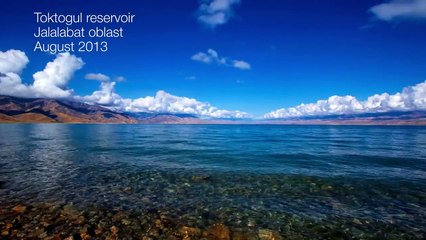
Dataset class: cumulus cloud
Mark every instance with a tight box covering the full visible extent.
[0,49,32,98]
[191,49,224,64]
[191,49,251,70]
[232,60,251,70]
[197,0,241,28]
[0,72,33,98]
[264,81,426,119]
[0,51,83,99]
[77,81,250,118]
[124,90,249,118]
[370,0,426,21]
[85,73,110,82]
[32,53,84,98]
[0,49,29,74]
[75,81,123,106]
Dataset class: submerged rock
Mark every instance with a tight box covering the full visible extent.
[105,235,118,240]
[247,218,256,227]
[61,204,80,219]
[155,219,163,228]
[147,227,160,238]
[203,223,231,240]
[79,232,91,240]
[192,175,211,182]
[112,211,128,223]
[94,227,103,236]
[179,226,202,238]
[38,231,48,238]
[233,231,259,240]
[1,229,10,237]
[258,229,282,240]
[46,234,62,240]
[75,215,86,225]
[110,225,119,235]
[64,233,82,240]
[121,218,131,225]
[12,205,27,214]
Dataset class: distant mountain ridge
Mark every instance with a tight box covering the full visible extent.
[262,111,426,125]
[0,95,209,124]
[0,95,138,123]
[0,95,425,125]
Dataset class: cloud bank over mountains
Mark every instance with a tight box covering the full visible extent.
[123,91,249,118]
[1,49,425,120]
[0,49,249,119]
[264,81,426,119]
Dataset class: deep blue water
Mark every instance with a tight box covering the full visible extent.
[0,124,425,238]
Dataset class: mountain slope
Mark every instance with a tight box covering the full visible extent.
[0,95,138,123]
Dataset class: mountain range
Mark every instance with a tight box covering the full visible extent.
[0,95,425,125]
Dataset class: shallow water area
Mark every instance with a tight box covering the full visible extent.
[0,124,425,239]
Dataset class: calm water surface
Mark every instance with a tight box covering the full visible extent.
[0,124,425,239]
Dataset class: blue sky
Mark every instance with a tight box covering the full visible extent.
[0,0,425,118]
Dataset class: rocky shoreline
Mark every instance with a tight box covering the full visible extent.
[1,200,423,240]
[1,202,284,240]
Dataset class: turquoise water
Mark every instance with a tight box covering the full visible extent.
[0,124,425,239]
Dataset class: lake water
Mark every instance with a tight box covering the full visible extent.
[0,124,425,239]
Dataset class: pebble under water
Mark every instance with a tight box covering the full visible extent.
[0,124,425,239]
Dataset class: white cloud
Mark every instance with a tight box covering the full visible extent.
[191,49,250,70]
[0,72,33,98]
[191,49,224,64]
[85,73,110,82]
[264,81,426,119]
[75,81,123,106]
[0,51,83,99]
[232,60,251,70]
[85,73,125,83]
[0,49,32,98]
[125,90,249,118]
[78,82,250,118]
[32,53,84,98]
[197,0,240,28]
[370,0,426,21]
[115,76,125,82]
[0,49,29,74]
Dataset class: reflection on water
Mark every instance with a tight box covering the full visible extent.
[0,124,425,238]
